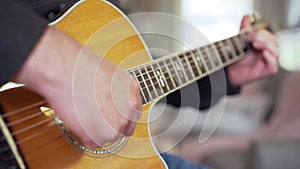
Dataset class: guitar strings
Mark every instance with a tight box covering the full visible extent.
[5,111,45,127]
[130,41,247,99]
[0,116,54,142]
[131,59,218,103]
[0,119,55,147]
[0,32,250,146]
[0,122,62,157]
[0,29,257,154]
[1,100,47,118]
[129,35,246,82]
[0,61,197,144]
[0,33,246,119]
[16,122,56,145]
[127,31,248,74]
[0,39,247,139]
[139,43,250,102]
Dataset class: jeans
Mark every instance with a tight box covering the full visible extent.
[160,153,211,169]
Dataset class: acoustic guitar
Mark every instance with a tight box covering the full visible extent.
[0,0,269,168]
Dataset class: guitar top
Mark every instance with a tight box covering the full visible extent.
[0,0,166,168]
[0,0,268,168]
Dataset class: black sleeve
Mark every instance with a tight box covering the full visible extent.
[0,0,48,85]
[166,67,240,110]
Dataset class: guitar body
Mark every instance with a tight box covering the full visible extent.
[0,0,166,168]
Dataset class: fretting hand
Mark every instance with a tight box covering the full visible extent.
[227,15,279,86]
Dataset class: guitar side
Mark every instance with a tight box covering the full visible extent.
[0,0,167,168]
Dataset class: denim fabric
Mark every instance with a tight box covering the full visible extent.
[160,153,211,169]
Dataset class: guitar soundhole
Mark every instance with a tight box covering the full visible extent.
[54,116,128,158]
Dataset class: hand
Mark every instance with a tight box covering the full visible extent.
[14,27,142,147]
[227,15,280,86]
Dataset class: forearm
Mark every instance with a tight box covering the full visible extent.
[13,27,80,98]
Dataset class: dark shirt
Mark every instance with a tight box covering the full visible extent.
[0,0,48,85]
[0,0,239,110]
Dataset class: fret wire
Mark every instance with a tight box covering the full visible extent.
[240,33,252,52]
[183,49,210,76]
[215,43,237,64]
[163,59,178,89]
[181,54,194,80]
[173,56,188,84]
[126,31,252,75]
[154,61,171,93]
[215,41,228,64]
[218,40,231,62]
[237,34,246,50]
[205,45,218,68]
[183,52,196,79]
[131,51,230,98]
[233,36,244,56]
[192,49,207,74]
[149,64,165,97]
[195,48,210,73]
[238,35,247,54]
[217,45,236,65]
[132,49,217,80]
[139,74,167,90]
[189,50,202,76]
[221,39,233,60]
[209,44,222,67]
[199,47,213,71]
[125,31,258,105]
[189,51,202,76]
[142,67,208,96]
[225,38,237,59]
[158,60,175,91]
[134,58,203,91]
[229,37,241,56]
[152,62,169,94]
[186,51,201,78]
[139,61,218,92]
[137,68,153,102]
[134,61,178,82]
[176,54,191,82]
[144,66,159,99]
[139,73,178,90]
[170,57,184,86]
[130,70,147,104]
[128,30,261,101]
[133,47,221,81]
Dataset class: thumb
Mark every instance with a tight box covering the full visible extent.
[240,15,252,30]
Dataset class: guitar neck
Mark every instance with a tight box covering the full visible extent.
[128,32,252,105]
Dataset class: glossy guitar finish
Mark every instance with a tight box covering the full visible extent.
[0,0,269,168]
[0,0,167,168]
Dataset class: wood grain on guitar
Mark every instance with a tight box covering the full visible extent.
[0,0,270,168]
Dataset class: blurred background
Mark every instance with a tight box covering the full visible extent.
[0,1,298,169]
[118,0,300,169]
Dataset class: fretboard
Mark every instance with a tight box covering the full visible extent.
[128,32,252,105]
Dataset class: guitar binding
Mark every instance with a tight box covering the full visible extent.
[54,115,129,158]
